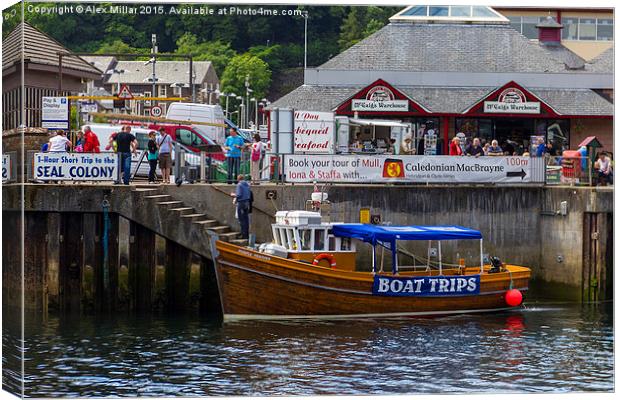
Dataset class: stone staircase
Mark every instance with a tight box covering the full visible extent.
[131,185,248,247]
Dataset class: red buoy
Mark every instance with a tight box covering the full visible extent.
[505,289,523,307]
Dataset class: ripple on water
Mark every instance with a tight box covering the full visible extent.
[10,302,615,397]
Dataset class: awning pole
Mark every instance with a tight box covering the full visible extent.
[372,243,376,274]
[480,239,484,274]
[392,239,398,275]
[427,240,431,270]
[438,241,442,275]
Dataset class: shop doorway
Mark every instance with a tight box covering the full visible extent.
[494,118,534,155]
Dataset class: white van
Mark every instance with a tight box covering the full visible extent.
[166,102,226,144]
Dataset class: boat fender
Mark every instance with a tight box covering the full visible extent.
[312,253,337,269]
[505,289,523,307]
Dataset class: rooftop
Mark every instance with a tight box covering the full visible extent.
[2,22,102,76]
[104,60,214,86]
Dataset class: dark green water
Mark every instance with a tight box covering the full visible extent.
[2,298,614,397]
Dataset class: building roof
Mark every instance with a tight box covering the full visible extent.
[2,22,102,76]
[586,48,614,73]
[318,22,570,73]
[104,60,214,85]
[81,56,117,73]
[539,44,585,70]
[268,84,613,116]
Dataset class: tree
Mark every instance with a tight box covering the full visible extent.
[175,33,237,77]
[96,40,145,55]
[220,54,271,100]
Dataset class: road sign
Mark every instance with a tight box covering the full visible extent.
[42,97,69,129]
[150,105,163,117]
[117,84,134,99]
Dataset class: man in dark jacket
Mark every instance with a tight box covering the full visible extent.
[230,174,252,239]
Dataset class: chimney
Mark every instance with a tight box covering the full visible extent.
[536,15,563,45]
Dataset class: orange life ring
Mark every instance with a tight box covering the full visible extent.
[312,253,337,269]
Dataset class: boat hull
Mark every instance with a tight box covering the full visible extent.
[214,241,530,320]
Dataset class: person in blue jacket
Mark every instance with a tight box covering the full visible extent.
[224,128,246,184]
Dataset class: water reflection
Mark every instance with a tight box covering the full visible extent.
[3,302,611,397]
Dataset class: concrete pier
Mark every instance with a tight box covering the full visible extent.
[2,183,613,313]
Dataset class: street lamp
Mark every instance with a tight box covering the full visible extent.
[222,92,236,119]
[251,97,258,132]
[236,95,244,128]
[229,110,239,126]
[302,11,309,70]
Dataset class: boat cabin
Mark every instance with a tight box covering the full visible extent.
[262,211,357,271]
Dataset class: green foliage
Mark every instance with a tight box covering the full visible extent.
[221,54,271,100]
[338,6,400,51]
[175,33,237,76]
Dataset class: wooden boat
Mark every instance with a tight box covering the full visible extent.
[209,209,530,321]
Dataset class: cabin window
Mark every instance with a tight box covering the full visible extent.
[300,229,312,251]
[313,229,325,251]
[341,237,352,251]
[286,228,296,250]
[278,228,287,248]
[328,235,336,251]
[272,227,280,246]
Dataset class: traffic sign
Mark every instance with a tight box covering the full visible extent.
[117,84,134,99]
[150,106,163,117]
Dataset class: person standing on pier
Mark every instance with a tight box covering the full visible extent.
[116,125,137,185]
[250,134,265,184]
[82,125,101,153]
[157,127,173,184]
[48,130,73,152]
[224,128,245,184]
[147,131,159,184]
[231,174,252,239]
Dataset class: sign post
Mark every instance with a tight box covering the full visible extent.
[42,97,69,129]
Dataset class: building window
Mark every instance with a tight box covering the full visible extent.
[562,17,613,41]
[144,91,151,106]
[158,85,167,97]
[596,19,613,40]
[562,17,579,40]
[578,18,596,40]
[522,16,542,39]
[507,16,545,39]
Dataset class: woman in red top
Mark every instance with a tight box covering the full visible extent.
[82,125,101,153]
[449,136,463,156]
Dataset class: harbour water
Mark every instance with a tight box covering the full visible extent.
[3,291,614,397]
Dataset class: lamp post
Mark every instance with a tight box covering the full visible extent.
[230,110,239,126]
[236,95,244,128]
[224,92,236,119]
[251,97,258,132]
[303,11,309,70]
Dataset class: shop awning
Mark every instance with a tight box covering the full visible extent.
[348,118,409,128]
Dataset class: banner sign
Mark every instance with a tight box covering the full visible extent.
[2,154,11,182]
[283,155,531,183]
[483,101,540,114]
[34,153,118,181]
[483,87,540,114]
[373,275,481,297]
[351,99,409,112]
[42,97,69,129]
[294,110,334,154]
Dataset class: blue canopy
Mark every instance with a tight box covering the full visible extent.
[332,224,482,244]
